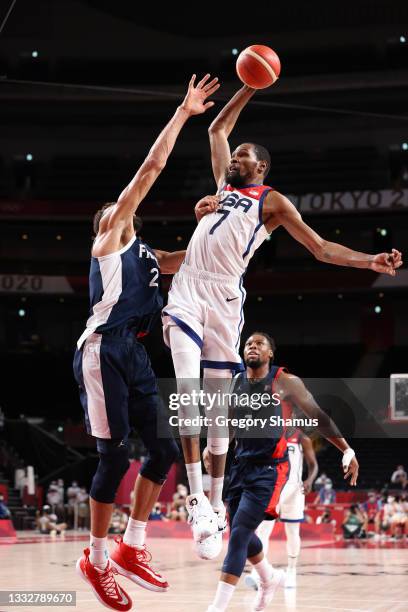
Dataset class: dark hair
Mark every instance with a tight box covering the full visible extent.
[250,143,271,177]
[247,331,276,353]
[93,202,143,236]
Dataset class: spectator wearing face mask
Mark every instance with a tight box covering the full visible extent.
[314,472,332,492]
[149,503,168,521]
[315,481,336,504]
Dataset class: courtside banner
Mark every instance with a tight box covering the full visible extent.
[291,189,408,215]
[155,377,408,439]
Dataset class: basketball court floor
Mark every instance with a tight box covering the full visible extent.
[1,533,407,612]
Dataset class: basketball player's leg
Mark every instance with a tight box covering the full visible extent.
[167,323,222,545]
[109,341,177,591]
[279,484,304,587]
[193,367,231,559]
[207,467,286,612]
[168,323,202,486]
[245,519,276,590]
[73,336,133,610]
[203,367,232,509]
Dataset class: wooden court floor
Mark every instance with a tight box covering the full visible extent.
[1,533,407,612]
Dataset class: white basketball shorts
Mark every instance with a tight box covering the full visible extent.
[162,263,245,372]
[278,482,305,522]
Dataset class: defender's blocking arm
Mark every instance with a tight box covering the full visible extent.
[108,74,220,229]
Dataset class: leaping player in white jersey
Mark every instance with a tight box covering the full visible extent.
[162,83,403,560]
[245,429,318,591]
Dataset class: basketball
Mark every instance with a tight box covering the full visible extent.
[236,44,281,89]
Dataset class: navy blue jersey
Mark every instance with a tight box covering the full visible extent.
[77,235,163,348]
[232,366,288,462]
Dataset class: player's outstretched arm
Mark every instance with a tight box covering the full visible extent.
[154,250,186,275]
[108,74,220,229]
[208,85,256,188]
[267,191,403,275]
[301,435,319,494]
[278,373,359,486]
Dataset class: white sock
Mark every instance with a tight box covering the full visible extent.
[210,476,224,510]
[186,461,203,495]
[253,558,274,583]
[123,517,147,548]
[212,581,235,611]
[288,555,298,569]
[89,535,108,569]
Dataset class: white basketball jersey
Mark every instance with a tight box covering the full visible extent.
[184,184,273,278]
[286,433,304,485]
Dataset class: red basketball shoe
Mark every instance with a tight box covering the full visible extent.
[76,548,132,611]
[109,536,169,592]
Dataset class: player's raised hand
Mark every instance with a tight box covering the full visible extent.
[371,249,403,275]
[195,194,220,222]
[180,74,220,116]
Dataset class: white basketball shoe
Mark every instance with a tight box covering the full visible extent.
[195,505,227,560]
[252,568,286,611]
[186,493,218,542]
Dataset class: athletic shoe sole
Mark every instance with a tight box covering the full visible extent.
[110,558,168,592]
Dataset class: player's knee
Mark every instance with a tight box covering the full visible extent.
[207,435,229,456]
[90,439,130,504]
[140,438,179,485]
[247,533,263,559]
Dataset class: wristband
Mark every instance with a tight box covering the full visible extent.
[342,448,355,469]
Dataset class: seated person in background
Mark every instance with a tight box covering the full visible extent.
[316,508,336,527]
[314,472,332,492]
[387,495,407,539]
[362,491,382,537]
[391,465,408,490]
[0,494,11,519]
[37,505,67,535]
[149,502,168,522]
[109,507,129,534]
[315,482,336,505]
[172,484,188,508]
[342,504,365,539]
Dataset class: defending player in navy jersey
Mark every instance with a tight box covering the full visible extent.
[162,83,403,561]
[73,73,220,612]
[204,331,358,612]
[244,429,318,591]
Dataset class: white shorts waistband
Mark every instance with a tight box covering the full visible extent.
[177,263,239,286]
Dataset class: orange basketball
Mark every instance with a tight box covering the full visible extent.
[236,44,281,89]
